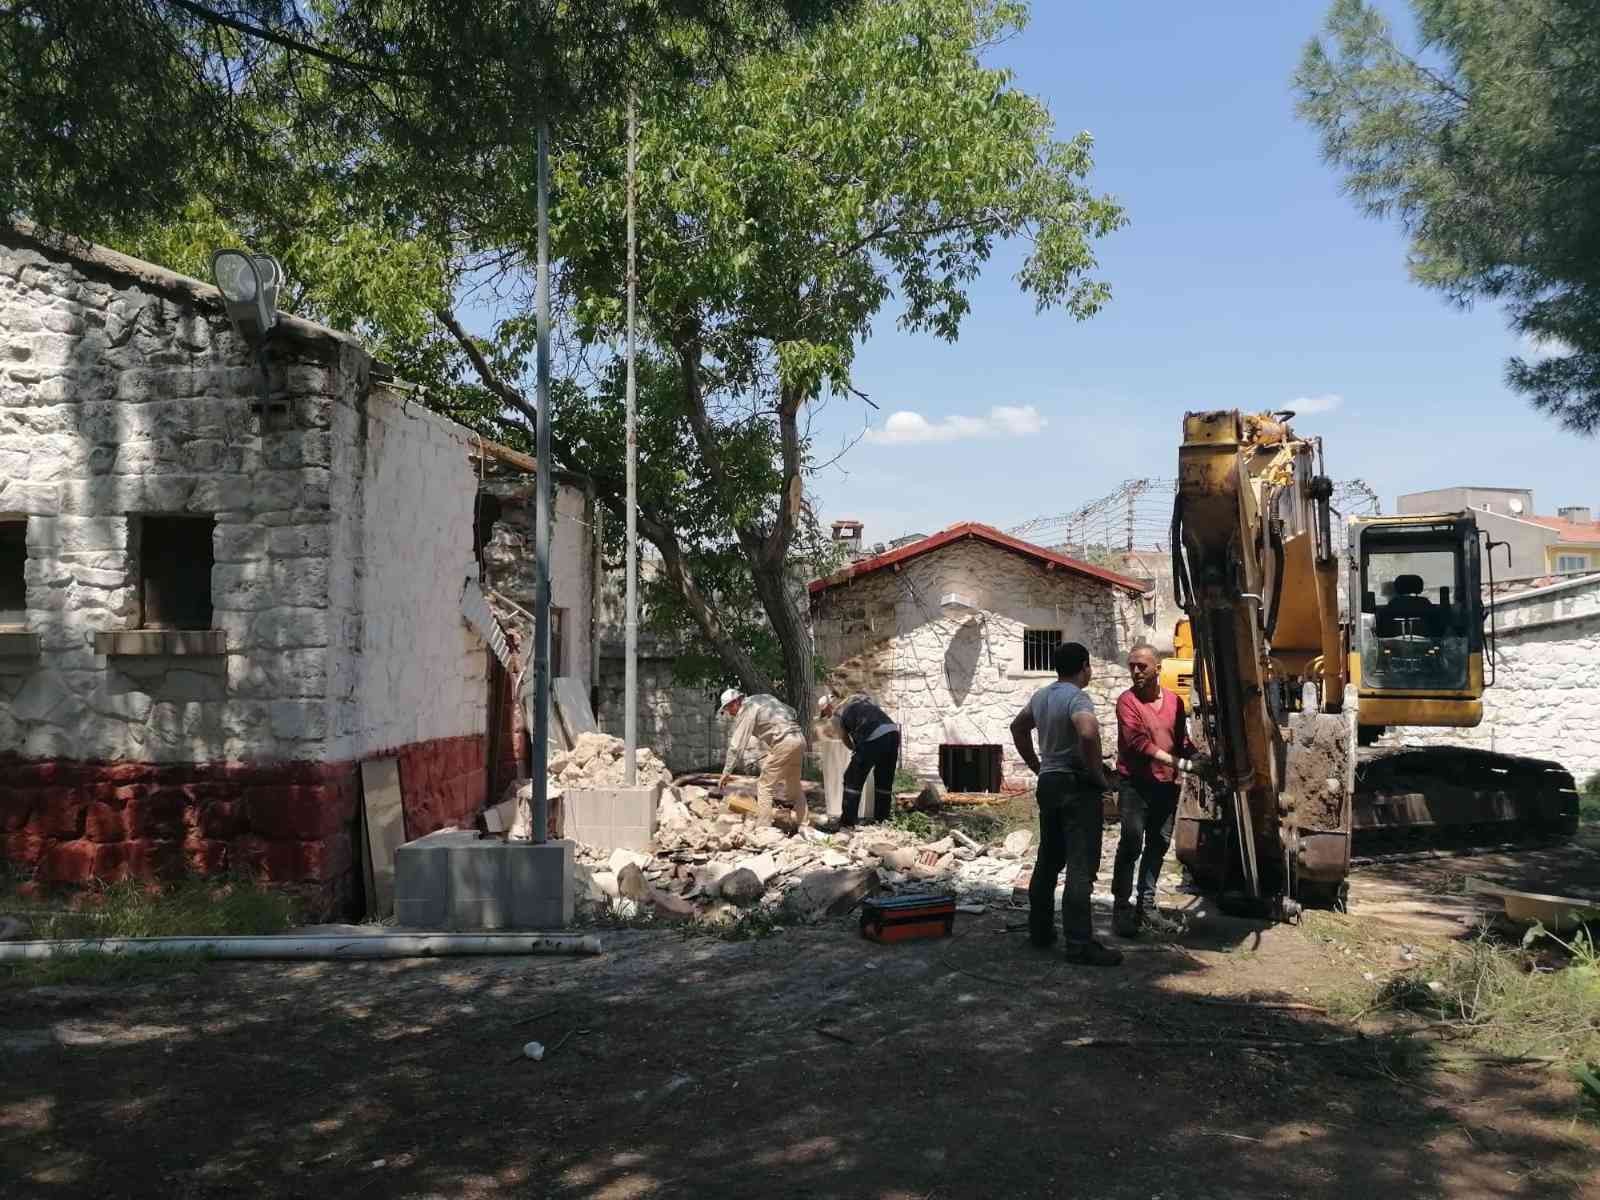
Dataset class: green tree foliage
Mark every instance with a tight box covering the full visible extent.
[1295,0,1600,433]
[0,0,855,238]
[442,0,1124,716]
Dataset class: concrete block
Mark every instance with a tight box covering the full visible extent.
[563,785,660,852]
[395,830,574,930]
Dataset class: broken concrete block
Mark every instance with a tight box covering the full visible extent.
[882,848,917,870]
[719,868,765,905]
[735,853,779,885]
[617,863,649,902]
[591,870,620,899]
[608,848,653,875]
[866,842,898,858]
[780,867,880,922]
[820,849,849,868]
[751,826,786,849]
[924,836,954,855]
[1003,829,1034,858]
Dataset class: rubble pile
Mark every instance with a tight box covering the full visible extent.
[570,779,1045,925]
[548,732,675,798]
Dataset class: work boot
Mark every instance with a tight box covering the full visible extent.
[1064,940,1123,967]
[1112,903,1140,939]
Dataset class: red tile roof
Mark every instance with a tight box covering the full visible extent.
[808,522,1151,599]
[1524,515,1600,544]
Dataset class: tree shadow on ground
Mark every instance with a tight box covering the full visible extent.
[2,908,1596,1199]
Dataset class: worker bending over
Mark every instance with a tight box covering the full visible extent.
[819,692,900,827]
[1010,641,1122,967]
[718,689,808,830]
[1112,642,1208,937]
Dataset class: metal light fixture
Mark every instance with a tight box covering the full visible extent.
[209,249,283,341]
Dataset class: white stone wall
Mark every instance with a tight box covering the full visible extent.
[1385,575,1600,784]
[813,539,1152,781]
[0,231,500,769]
[341,387,487,759]
[0,234,355,763]
[596,637,724,773]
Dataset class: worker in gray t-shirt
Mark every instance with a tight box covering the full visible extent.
[1010,640,1121,967]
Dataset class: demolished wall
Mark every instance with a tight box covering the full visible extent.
[0,227,512,910]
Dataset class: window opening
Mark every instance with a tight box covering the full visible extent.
[551,605,567,679]
[0,521,25,626]
[140,516,216,631]
[1022,628,1062,673]
[1556,554,1590,574]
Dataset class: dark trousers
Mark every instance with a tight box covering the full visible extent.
[842,733,899,825]
[1029,773,1104,947]
[1111,776,1180,910]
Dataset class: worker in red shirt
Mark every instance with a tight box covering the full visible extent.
[1112,642,1209,937]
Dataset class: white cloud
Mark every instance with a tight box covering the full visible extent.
[865,404,1047,445]
[1286,393,1343,415]
[1521,332,1573,359]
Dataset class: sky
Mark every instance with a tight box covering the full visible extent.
[805,1,1598,546]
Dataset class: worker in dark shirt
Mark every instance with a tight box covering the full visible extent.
[1112,642,1209,937]
[819,692,900,826]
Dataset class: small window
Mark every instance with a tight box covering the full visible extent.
[139,516,215,631]
[1022,628,1062,673]
[0,520,25,626]
[551,606,567,679]
[1556,554,1590,574]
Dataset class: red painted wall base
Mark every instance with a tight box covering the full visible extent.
[0,734,487,919]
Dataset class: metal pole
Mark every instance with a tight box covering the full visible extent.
[624,89,639,787]
[531,120,553,843]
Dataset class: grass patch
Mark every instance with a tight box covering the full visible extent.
[892,767,922,794]
[0,876,300,989]
[1370,924,1600,1070]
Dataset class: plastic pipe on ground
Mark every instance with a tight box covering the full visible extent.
[0,933,603,961]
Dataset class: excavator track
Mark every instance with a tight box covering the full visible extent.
[1350,746,1580,861]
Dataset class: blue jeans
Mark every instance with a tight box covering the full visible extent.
[1029,773,1104,947]
[1112,777,1179,910]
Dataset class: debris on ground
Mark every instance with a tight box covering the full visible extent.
[561,768,1049,926]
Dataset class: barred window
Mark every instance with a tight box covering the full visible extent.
[1022,628,1062,673]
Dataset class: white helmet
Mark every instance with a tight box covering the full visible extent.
[718,687,743,713]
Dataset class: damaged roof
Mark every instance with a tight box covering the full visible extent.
[808,522,1151,599]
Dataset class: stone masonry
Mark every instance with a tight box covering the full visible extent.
[812,530,1152,783]
[0,226,581,912]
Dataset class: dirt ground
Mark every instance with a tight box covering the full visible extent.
[4,836,1598,1199]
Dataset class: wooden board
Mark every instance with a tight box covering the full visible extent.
[359,758,405,920]
[553,676,599,744]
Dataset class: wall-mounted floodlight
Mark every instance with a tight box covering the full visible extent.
[210,249,285,414]
[209,249,283,341]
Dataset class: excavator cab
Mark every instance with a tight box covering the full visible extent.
[1350,514,1485,736]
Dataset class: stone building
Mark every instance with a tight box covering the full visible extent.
[1382,572,1600,785]
[0,226,595,911]
[810,523,1152,787]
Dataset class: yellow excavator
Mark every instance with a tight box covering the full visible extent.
[1163,410,1578,917]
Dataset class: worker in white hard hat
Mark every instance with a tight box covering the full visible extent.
[718,688,808,829]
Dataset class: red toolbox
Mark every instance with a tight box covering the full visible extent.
[860,893,956,943]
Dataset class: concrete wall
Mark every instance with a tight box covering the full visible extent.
[1383,574,1600,784]
[813,539,1151,782]
[1399,487,1534,518]
[346,389,486,759]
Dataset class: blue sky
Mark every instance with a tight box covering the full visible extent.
[805,1,1597,545]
